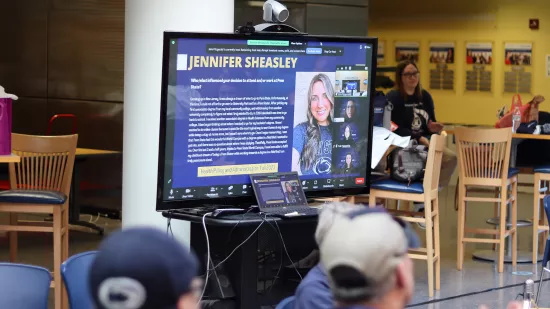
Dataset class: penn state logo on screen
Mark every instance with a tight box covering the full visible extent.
[313,156,331,175]
[98,277,146,309]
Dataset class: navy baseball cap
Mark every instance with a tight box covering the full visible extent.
[89,227,200,309]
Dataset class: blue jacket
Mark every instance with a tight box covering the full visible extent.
[294,264,332,309]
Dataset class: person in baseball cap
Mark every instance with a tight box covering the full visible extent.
[88,227,202,309]
[320,208,420,309]
[294,202,363,309]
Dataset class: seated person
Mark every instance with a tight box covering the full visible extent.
[320,208,420,309]
[387,60,457,226]
[89,227,202,309]
[294,202,359,309]
[319,208,523,309]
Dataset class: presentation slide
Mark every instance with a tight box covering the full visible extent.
[162,36,373,200]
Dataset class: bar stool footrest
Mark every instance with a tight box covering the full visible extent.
[486,217,532,227]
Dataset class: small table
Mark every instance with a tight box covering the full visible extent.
[70,148,121,234]
[0,154,20,163]
[163,210,318,309]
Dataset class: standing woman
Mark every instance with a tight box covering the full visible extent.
[386,60,457,223]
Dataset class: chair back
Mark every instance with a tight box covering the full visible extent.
[9,133,78,195]
[422,133,447,195]
[454,127,512,187]
[0,263,52,309]
[542,195,550,267]
[275,296,295,309]
[46,114,77,135]
[61,251,98,309]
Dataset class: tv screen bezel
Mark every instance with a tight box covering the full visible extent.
[156,31,378,211]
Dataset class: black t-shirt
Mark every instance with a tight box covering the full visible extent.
[386,89,437,139]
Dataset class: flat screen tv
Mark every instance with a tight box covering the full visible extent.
[157,31,377,211]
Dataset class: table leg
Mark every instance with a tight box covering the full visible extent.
[191,223,260,309]
[68,160,104,235]
[232,227,260,309]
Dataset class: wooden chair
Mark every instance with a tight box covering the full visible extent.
[533,166,550,264]
[0,133,78,309]
[455,127,517,273]
[368,133,446,298]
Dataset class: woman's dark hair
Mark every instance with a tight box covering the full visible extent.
[395,60,422,101]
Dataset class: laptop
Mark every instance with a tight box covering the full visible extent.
[250,172,318,218]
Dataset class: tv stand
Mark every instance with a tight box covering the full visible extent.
[171,204,257,216]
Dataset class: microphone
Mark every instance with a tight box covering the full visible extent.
[523,279,534,309]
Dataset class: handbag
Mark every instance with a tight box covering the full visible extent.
[390,140,428,184]
[0,86,16,155]
[495,94,544,128]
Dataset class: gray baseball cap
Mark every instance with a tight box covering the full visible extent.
[320,207,420,301]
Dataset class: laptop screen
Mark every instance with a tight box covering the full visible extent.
[250,172,308,208]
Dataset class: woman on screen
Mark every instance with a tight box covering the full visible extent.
[341,153,354,174]
[344,100,357,123]
[340,124,356,147]
[292,73,335,176]
[284,181,298,203]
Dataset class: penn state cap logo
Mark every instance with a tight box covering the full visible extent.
[98,277,146,309]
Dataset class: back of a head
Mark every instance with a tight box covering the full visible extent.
[315,202,361,246]
[88,227,199,309]
[320,208,419,305]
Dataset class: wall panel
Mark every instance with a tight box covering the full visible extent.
[0,0,48,97]
[306,4,368,36]
[48,0,124,101]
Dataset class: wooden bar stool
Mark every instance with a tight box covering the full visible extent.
[455,127,517,273]
[533,166,550,264]
[368,133,446,298]
[0,133,78,309]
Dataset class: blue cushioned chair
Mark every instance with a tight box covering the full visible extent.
[533,165,550,264]
[61,251,98,309]
[0,263,52,309]
[455,127,518,274]
[0,133,78,309]
[368,133,447,298]
[536,195,550,304]
[275,296,295,309]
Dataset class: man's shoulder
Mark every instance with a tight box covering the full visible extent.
[298,264,328,287]
[294,265,331,309]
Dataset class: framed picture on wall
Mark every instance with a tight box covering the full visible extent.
[466,42,492,65]
[429,42,454,64]
[377,40,385,63]
[465,42,493,92]
[395,41,419,63]
[504,42,532,66]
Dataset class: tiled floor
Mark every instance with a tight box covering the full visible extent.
[1,182,549,308]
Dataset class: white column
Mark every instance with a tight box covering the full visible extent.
[123,0,234,244]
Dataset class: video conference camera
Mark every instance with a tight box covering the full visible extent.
[236,0,303,34]
[263,0,289,23]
